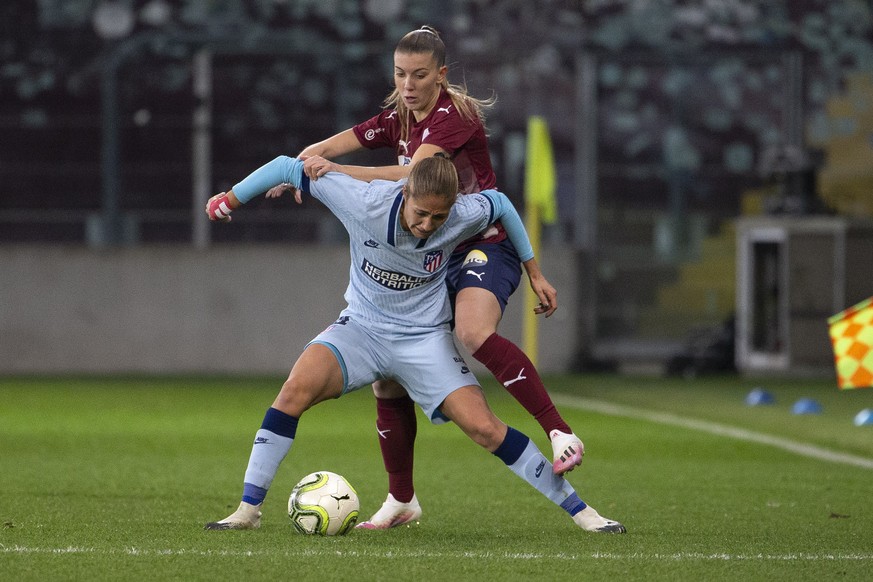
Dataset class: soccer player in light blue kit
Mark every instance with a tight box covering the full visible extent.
[203,154,625,533]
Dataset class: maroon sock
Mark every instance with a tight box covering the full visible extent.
[472,333,571,437]
[375,395,417,503]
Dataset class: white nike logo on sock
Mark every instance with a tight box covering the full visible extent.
[377,428,391,439]
[503,368,527,387]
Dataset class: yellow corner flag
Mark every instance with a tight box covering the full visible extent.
[828,296,873,389]
[524,116,558,226]
[523,116,558,366]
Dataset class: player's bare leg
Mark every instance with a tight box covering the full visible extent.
[205,344,344,531]
[439,386,625,534]
[455,287,584,475]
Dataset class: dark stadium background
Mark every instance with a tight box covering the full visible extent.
[2,0,872,372]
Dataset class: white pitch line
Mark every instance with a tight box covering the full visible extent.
[553,394,873,470]
[2,546,872,561]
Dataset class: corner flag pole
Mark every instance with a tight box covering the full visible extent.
[523,116,558,367]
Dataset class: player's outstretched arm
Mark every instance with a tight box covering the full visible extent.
[266,129,364,202]
[267,135,450,204]
[304,142,446,185]
[205,156,305,222]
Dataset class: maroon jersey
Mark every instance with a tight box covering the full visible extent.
[352,89,505,249]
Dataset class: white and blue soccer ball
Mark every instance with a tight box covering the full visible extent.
[288,471,360,536]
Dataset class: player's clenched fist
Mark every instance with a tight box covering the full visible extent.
[206,191,239,222]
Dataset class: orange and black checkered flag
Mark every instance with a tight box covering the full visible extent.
[828,296,873,390]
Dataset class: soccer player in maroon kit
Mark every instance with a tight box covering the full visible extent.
[268,26,585,529]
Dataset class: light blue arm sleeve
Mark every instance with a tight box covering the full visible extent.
[480,189,534,262]
[232,156,308,204]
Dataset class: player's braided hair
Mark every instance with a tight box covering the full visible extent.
[406,154,459,203]
[384,25,495,144]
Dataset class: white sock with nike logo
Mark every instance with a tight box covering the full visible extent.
[243,428,294,496]
[493,427,586,514]
[237,407,299,506]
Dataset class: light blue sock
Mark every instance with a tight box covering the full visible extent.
[493,426,587,516]
[241,407,299,505]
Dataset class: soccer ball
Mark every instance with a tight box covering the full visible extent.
[288,471,360,536]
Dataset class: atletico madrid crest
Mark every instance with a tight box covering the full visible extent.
[423,250,443,273]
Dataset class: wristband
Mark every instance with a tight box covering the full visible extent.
[207,194,233,221]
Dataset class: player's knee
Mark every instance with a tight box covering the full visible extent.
[455,413,506,451]
[274,378,322,417]
[454,321,492,353]
[467,419,507,451]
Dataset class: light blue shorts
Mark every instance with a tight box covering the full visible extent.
[307,315,480,424]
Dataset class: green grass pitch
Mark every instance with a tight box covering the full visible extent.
[1,375,871,581]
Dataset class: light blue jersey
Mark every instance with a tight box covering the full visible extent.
[317,173,492,330]
[233,156,533,332]
[230,155,536,421]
